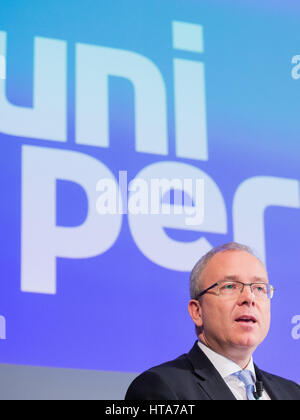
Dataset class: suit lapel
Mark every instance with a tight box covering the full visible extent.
[186,342,288,400]
[187,342,236,400]
[254,365,282,401]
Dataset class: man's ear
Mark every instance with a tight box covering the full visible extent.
[188,299,203,328]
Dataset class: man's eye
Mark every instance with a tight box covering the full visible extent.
[223,283,236,290]
[254,285,267,293]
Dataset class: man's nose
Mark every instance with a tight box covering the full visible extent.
[238,284,255,305]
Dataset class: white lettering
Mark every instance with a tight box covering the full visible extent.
[0,316,6,340]
[128,178,149,215]
[0,54,6,79]
[233,176,300,265]
[291,315,300,340]
[173,59,208,160]
[0,31,67,141]
[173,21,208,160]
[128,161,227,272]
[22,146,122,294]
[96,179,120,215]
[3,23,298,296]
[76,42,168,155]
[105,405,139,417]
[291,55,300,80]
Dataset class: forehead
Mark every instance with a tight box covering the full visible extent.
[202,250,268,285]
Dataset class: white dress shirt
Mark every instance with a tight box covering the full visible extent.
[198,341,271,400]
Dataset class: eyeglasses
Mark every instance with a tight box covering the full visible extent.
[195,280,275,300]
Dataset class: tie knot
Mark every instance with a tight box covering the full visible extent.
[232,370,256,400]
[234,369,255,387]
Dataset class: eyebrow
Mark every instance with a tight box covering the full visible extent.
[222,275,268,284]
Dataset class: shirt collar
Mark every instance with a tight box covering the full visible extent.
[198,340,256,381]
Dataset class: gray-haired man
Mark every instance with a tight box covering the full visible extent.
[125,242,300,400]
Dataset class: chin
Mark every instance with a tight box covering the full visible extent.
[233,333,260,348]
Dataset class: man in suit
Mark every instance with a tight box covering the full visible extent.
[125,242,300,400]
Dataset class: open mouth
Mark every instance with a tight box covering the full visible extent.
[235,316,257,324]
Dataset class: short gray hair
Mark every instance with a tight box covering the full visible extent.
[189,242,262,299]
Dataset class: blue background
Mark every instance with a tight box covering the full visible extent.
[0,0,299,384]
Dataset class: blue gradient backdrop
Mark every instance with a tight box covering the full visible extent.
[0,0,299,384]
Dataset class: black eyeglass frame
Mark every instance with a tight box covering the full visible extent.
[195,280,275,300]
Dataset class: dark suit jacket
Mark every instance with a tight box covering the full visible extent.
[125,341,300,400]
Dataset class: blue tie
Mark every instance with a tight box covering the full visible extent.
[232,370,256,400]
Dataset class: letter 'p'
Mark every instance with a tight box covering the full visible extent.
[21,146,122,294]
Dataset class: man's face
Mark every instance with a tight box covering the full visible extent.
[195,251,271,358]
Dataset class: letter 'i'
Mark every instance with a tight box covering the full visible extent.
[173,21,208,161]
[0,54,6,80]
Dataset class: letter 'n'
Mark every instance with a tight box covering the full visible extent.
[0,31,67,141]
[75,43,168,156]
